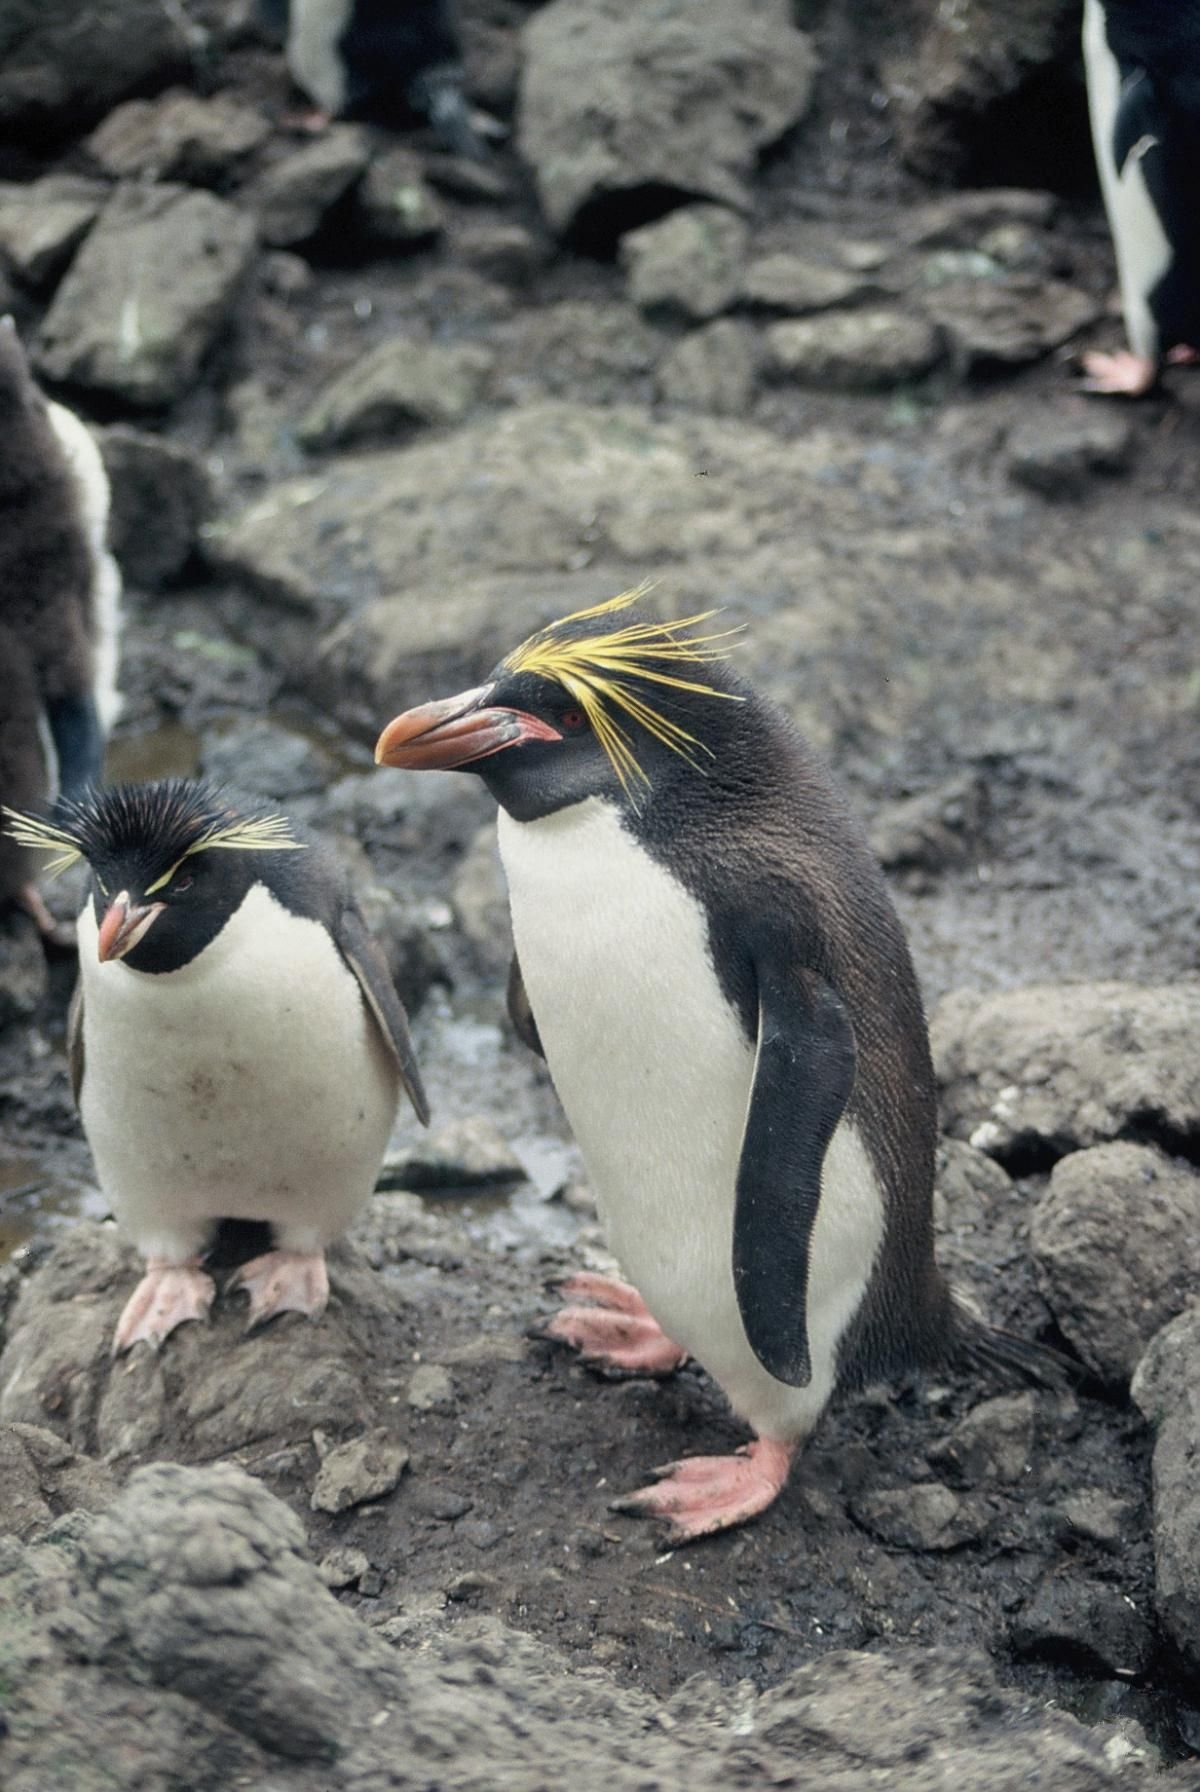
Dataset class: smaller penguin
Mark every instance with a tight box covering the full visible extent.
[1081,0,1200,394]
[283,0,489,158]
[375,591,1054,1544]
[3,780,429,1354]
[0,318,122,940]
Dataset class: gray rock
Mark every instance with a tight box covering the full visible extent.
[851,1481,992,1550]
[381,1117,526,1191]
[0,910,47,1026]
[1058,1488,1138,1552]
[766,308,943,389]
[896,0,1081,181]
[342,868,447,1017]
[1007,411,1133,498]
[1131,1306,1200,1673]
[740,253,876,314]
[927,1393,1037,1488]
[0,1222,409,1464]
[620,205,749,320]
[318,1543,370,1588]
[933,981,1200,1160]
[519,0,817,237]
[298,338,495,450]
[251,128,370,249]
[1010,1577,1155,1678]
[84,88,270,187]
[869,773,989,877]
[407,1363,455,1411]
[199,716,337,801]
[451,820,512,972]
[36,183,257,409]
[922,279,1101,376]
[656,318,757,414]
[1033,1143,1200,1384]
[0,175,106,290]
[902,190,1058,249]
[0,1463,1153,1792]
[454,221,545,289]
[100,425,214,587]
[0,0,190,140]
[0,1421,115,1539]
[310,1426,409,1514]
[355,146,443,246]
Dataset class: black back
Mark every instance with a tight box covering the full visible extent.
[338,0,462,122]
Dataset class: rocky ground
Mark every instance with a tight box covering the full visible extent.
[1,0,1200,1786]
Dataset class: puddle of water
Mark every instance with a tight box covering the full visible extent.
[0,1153,107,1261]
[105,722,202,785]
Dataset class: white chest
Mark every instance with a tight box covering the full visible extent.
[77,882,399,1258]
[1084,0,1172,357]
[497,798,886,1442]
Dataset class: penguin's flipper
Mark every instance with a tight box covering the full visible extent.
[1112,67,1161,174]
[733,964,857,1388]
[506,952,544,1058]
[46,692,104,800]
[335,903,431,1125]
[66,978,85,1105]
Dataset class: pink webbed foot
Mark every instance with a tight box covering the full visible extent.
[537,1271,687,1377]
[611,1436,795,1545]
[232,1249,329,1330]
[1166,344,1200,366]
[113,1259,216,1356]
[1079,349,1159,395]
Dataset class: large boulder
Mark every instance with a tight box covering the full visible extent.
[36,183,257,409]
[932,982,1200,1162]
[518,0,817,242]
[0,0,191,142]
[1031,1144,1200,1384]
[1132,1306,1200,1678]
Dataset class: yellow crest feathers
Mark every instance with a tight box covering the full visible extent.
[0,808,86,877]
[503,584,743,799]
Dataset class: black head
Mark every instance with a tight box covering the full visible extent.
[374,591,749,824]
[3,779,307,973]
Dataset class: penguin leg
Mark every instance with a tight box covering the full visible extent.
[232,1249,330,1329]
[113,1259,216,1356]
[536,1271,687,1377]
[610,1436,795,1545]
[15,883,74,949]
[1079,348,1159,395]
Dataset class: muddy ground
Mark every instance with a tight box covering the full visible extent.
[2,0,1200,1780]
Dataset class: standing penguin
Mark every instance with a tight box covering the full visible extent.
[0,318,122,939]
[375,592,1038,1543]
[283,0,487,158]
[3,780,429,1354]
[1081,0,1200,394]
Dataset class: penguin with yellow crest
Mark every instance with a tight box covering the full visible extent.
[376,592,1045,1544]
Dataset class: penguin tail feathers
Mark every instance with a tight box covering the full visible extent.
[950,1296,1077,1391]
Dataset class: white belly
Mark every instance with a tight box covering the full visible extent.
[497,798,884,1442]
[1084,0,1172,360]
[77,882,399,1261]
[46,400,123,733]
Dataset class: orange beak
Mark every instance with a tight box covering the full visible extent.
[97,891,166,963]
[374,685,561,771]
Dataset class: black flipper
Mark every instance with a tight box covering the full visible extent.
[506,952,544,1059]
[1112,67,1161,174]
[335,901,430,1126]
[46,692,103,800]
[733,963,857,1388]
[66,977,84,1106]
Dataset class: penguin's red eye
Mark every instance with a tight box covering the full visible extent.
[559,708,586,732]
